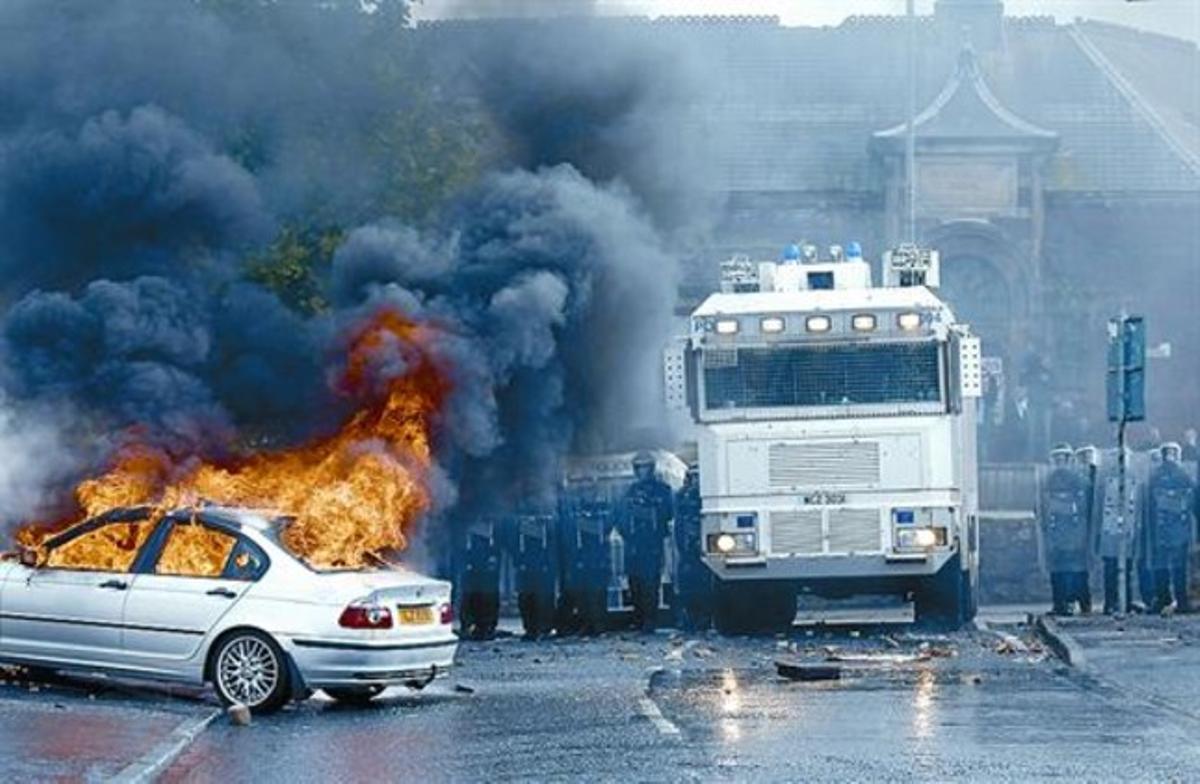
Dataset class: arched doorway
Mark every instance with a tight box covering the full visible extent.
[938,252,1013,361]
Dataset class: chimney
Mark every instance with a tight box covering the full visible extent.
[935,0,1004,51]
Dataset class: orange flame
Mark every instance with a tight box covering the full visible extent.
[16,310,448,571]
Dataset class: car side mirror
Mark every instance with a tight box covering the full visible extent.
[17,546,40,568]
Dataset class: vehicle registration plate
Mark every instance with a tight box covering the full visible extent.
[397,606,433,625]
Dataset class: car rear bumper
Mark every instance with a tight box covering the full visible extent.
[285,635,458,688]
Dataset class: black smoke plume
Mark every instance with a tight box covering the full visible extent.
[0,1,685,530]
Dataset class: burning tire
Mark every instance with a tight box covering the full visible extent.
[324,685,385,705]
[211,630,290,714]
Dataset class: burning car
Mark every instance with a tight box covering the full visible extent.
[0,505,457,713]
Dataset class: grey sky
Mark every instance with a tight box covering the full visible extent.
[414,1,1200,43]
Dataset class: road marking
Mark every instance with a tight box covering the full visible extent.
[637,696,681,737]
[111,707,221,784]
[638,668,681,738]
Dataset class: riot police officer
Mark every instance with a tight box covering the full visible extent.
[459,518,501,640]
[1147,443,1196,612]
[621,451,674,632]
[556,480,612,636]
[1074,445,1101,612]
[1095,447,1145,614]
[510,512,557,640]
[673,464,713,631]
[1041,444,1092,615]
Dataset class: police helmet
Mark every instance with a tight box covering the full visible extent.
[1161,442,1182,463]
[631,451,656,469]
[1049,443,1073,464]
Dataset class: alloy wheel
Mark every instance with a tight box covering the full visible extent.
[217,635,280,707]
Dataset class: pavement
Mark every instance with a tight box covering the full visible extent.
[5,606,1200,782]
[0,667,217,783]
[1045,611,1200,725]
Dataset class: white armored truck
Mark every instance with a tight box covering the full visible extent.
[681,243,982,631]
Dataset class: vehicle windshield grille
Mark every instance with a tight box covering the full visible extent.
[703,342,942,410]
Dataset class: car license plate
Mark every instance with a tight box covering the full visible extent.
[398,606,433,625]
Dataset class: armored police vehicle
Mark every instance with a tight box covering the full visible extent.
[680,243,982,631]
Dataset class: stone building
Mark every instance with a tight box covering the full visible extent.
[424,0,1200,451]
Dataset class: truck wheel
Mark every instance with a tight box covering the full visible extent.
[914,554,969,630]
[714,582,796,635]
[962,561,979,623]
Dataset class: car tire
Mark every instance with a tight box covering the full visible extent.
[210,629,291,714]
[324,685,385,705]
[19,665,59,684]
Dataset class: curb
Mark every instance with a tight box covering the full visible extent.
[110,708,220,784]
[1034,615,1087,668]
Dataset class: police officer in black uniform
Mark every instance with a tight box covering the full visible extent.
[673,464,712,631]
[1147,442,1197,612]
[1041,443,1092,615]
[621,452,674,632]
[510,511,557,640]
[557,479,612,636]
[459,518,501,640]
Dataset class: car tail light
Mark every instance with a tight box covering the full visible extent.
[438,602,454,625]
[339,601,393,630]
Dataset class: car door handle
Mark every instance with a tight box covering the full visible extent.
[206,587,238,599]
[99,579,128,591]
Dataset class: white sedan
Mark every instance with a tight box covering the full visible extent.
[0,506,458,713]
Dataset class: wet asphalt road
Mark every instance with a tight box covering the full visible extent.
[148,616,1200,783]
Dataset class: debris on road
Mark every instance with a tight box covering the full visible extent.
[918,641,956,659]
[826,651,922,665]
[993,633,1029,655]
[227,704,252,727]
[665,640,698,662]
[453,683,476,695]
[775,659,842,681]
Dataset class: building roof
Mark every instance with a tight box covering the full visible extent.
[874,45,1056,145]
[422,12,1200,195]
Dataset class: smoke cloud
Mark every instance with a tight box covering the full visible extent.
[0,1,688,532]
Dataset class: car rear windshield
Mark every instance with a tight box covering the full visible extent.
[266,518,397,573]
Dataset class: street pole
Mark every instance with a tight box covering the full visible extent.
[906,0,917,243]
[1117,420,1128,615]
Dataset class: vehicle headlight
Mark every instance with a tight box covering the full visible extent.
[708,532,757,555]
[760,316,786,334]
[805,315,832,333]
[894,527,945,551]
[715,318,740,335]
[851,313,877,332]
[897,311,922,331]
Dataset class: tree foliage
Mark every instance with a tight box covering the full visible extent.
[194,0,492,312]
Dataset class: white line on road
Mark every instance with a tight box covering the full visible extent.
[637,696,681,737]
[111,707,221,784]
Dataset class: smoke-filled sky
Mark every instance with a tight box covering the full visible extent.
[415,0,1200,42]
[0,0,683,530]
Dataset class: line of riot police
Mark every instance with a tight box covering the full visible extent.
[1040,441,1199,615]
[454,452,712,640]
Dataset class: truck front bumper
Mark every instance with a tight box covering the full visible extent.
[704,549,956,582]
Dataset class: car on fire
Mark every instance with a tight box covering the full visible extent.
[0,506,457,713]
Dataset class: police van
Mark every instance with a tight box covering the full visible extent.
[673,243,982,631]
